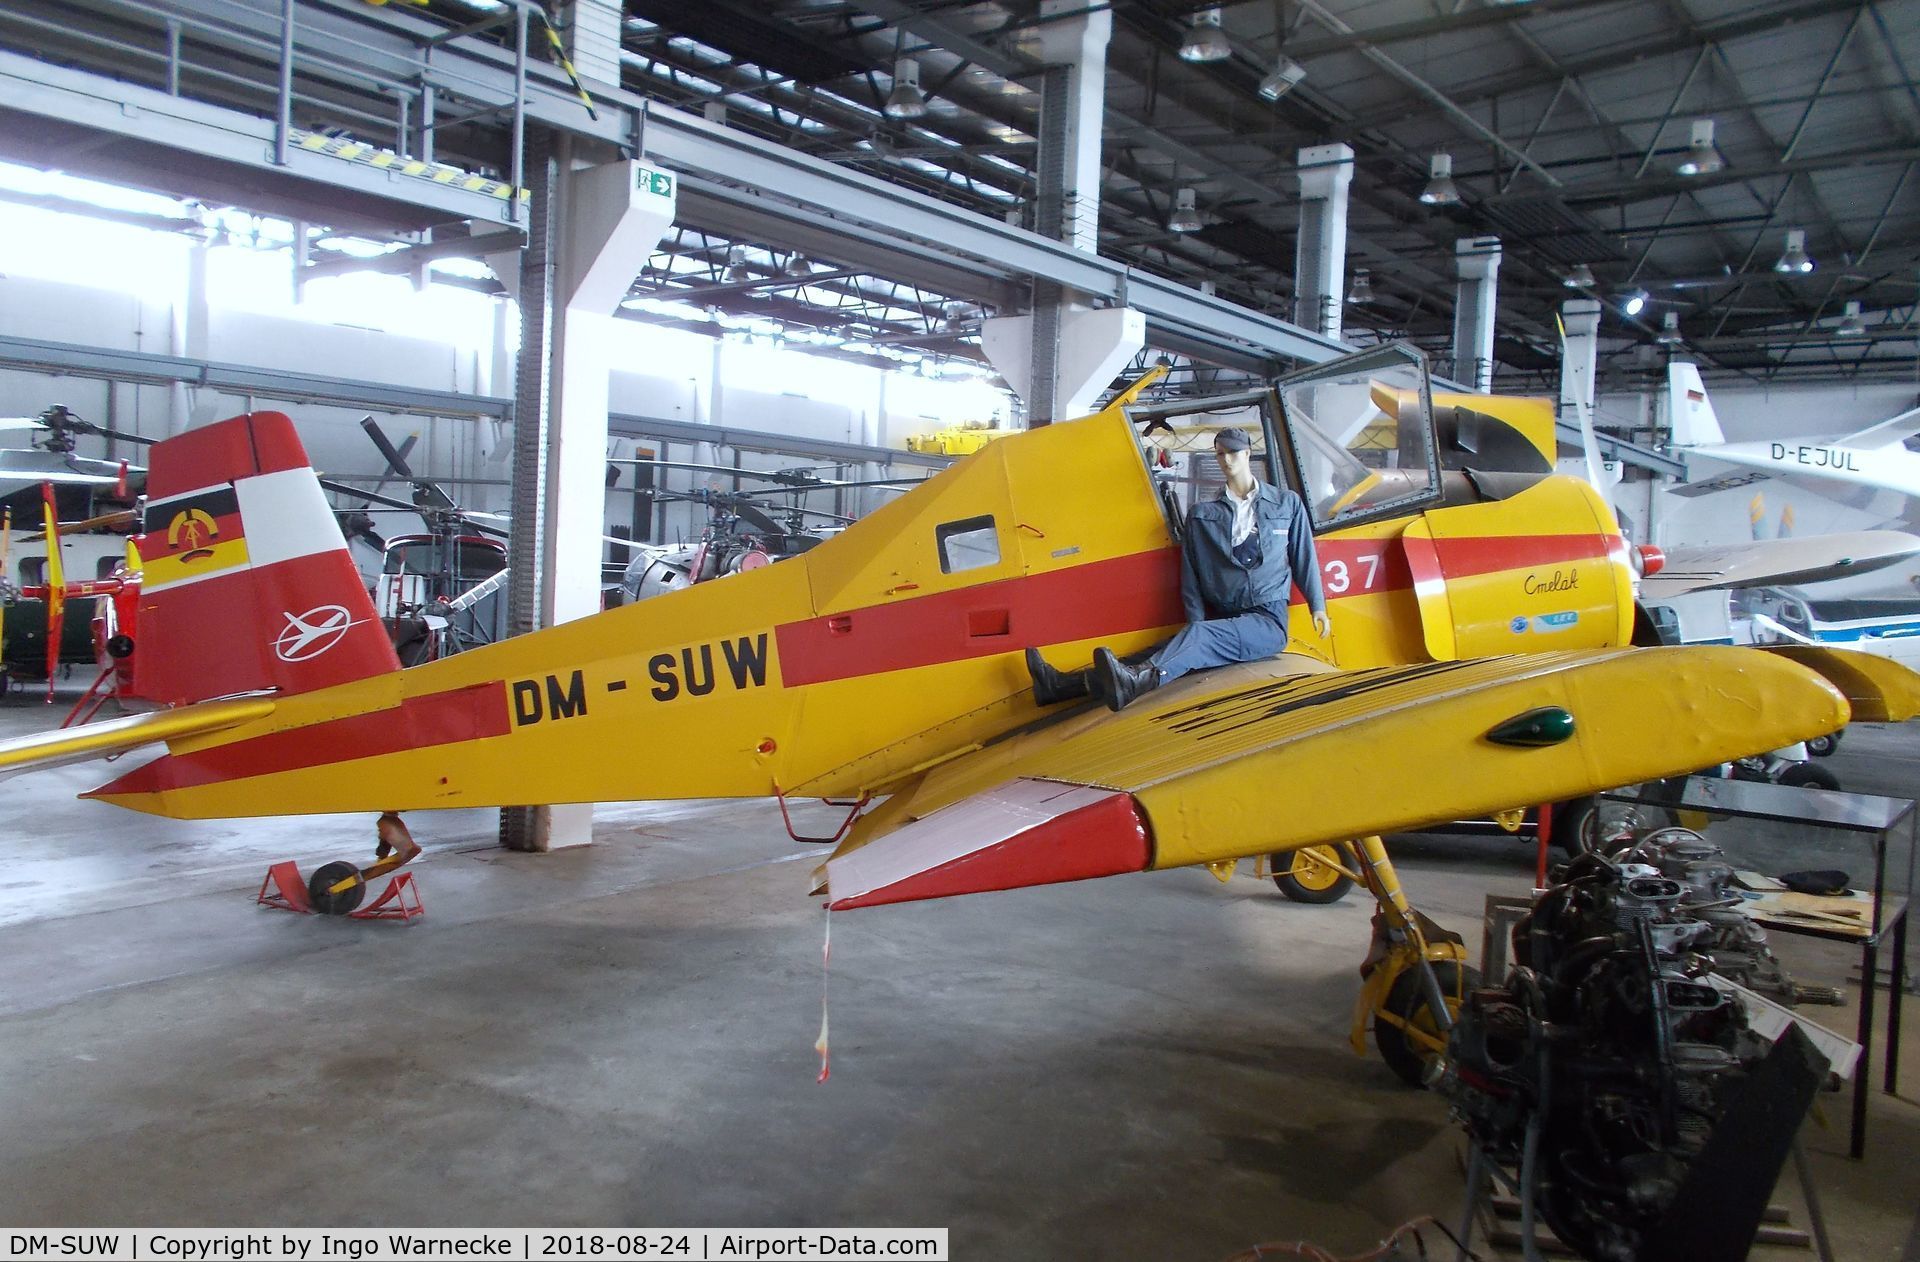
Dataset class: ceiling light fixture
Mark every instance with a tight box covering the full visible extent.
[1676,118,1723,176]
[782,253,812,279]
[1178,8,1232,63]
[1562,263,1596,288]
[722,247,751,284]
[1774,228,1814,274]
[1620,289,1649,318]
[1418,153,1461,206]
[884,57,928,119]
[1259,55,1307,101]
[1655,312,1683,345]
[1167,187,1203,233]
[1346,269,1373,304]
[1836,299,1867,338]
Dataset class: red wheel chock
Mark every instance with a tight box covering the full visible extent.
[256,861,424,923]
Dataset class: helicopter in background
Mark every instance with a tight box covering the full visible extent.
[608,458,928,602]
[1,408,148,699]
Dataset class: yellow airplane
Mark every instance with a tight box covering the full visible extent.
[4,342,1914,1082]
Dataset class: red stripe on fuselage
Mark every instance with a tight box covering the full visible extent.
[88,681,511,797]
[775,549,1186,687]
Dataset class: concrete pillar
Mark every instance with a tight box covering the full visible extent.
[171,238,210,433]
[556,0,622,90]
[1451,236,1502,392]
[979,306,1145,420]
[499,146,677,852]
[1017,0,1111,425]
[1292,144,1353,341]
[1030,0,1111,254]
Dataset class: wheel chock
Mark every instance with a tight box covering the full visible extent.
[255,861,423,923]
[257,860,313,913]
[349,871,425,923]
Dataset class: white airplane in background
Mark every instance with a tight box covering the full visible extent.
[1667,360,1920,497]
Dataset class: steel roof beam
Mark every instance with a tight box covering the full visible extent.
[0,332,512,418]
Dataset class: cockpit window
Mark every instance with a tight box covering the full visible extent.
[935,515,1000,574]
[1274,343,1442,531]
[1123,392,1278,522]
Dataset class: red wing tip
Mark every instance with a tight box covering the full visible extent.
[825,784,1151,910]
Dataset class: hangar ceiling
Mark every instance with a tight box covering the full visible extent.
[3,0,1917,390]
[619,0,1920,386]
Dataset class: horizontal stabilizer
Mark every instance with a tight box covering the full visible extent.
[1834,404,1920,451]
[0,697,275,783]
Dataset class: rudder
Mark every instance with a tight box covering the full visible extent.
[134,412,399,704]
[1666,361,1726,447]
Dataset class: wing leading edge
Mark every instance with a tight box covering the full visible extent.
[821,647,1865,910]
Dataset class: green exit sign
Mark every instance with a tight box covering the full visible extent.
[637,167,674,198]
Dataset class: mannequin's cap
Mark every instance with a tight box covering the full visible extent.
[1214,426,1252,452]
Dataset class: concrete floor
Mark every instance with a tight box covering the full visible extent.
[1,685,1917,1258]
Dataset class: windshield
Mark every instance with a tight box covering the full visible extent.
[383,539,506,581]
[1275,343,1441,531]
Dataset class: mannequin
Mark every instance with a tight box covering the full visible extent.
[1028,425,1330,711]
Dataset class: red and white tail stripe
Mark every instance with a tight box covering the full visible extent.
[134,412,399,705]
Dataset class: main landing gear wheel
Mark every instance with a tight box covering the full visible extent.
[1779,762,1840,791]
[1374,960,1480,1088]
[307,861,367,916]
[1807,731,1842,758]
[1272,845,1355,904]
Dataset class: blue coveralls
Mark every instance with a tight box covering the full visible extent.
[1152,482,1327,683]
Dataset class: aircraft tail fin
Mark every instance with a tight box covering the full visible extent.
[1667,361,1726,447]
[133,412,400,705]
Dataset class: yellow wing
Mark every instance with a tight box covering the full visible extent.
[820,647,1869,909]
[0,698,276,782]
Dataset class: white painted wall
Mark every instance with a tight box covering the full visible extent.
[0,240,1008,555]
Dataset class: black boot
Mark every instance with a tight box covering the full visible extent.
[1094,647,1161,712]
[1027,648,1091,706]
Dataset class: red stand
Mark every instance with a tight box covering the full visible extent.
[256,860,313,913]
[255,861,423,923]
[350,872,425,922]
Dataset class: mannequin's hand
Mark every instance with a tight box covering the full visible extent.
[1312,611,1332,639]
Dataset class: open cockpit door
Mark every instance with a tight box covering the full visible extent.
[1270,342,1445,533]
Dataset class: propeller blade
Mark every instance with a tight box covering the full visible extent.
[319,477,420,515]
[361,416,455,511]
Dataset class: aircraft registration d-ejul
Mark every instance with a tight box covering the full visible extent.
[6,343,1917,1079]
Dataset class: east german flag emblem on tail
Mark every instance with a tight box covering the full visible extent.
[139,484,249,590]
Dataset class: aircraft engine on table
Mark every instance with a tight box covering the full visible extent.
[1442,847,1828,1262]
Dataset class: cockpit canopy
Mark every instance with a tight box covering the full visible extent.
[1123,342,1443,532]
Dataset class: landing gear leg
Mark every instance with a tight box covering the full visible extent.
[309,812,420,916]
[1346,834,1477,1087]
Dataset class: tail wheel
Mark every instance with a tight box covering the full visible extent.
[1374,960,1480,1087]
[1271,845,1355,904]
[307,861,367,916]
